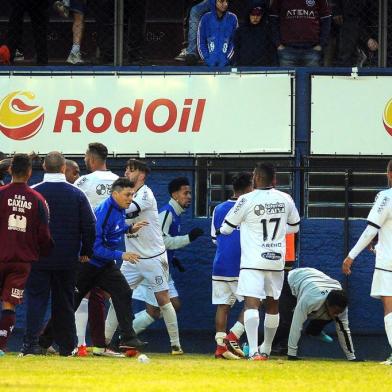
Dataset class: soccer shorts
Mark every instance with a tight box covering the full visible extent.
[120,253,169,293]
[132,274,178,306]
[371,269,392,299]
[0,262,31,305]
[212,277,243,305]
[237,269,284,300]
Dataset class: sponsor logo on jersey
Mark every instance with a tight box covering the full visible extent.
[378,196,389,213]
[261,252,282,260]
[8,214,27,232]
[0,329,8,337]
[254,204,265,216]
[266,202,285,214]
[305,0,315,7]
[286,9,316,18]
[11,287,24,299]
[96,183,112,196]
[0,91,44,140]
[234,197,246,214]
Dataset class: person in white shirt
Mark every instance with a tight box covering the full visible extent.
[342,160,392,366]
[105,159,183,355]
[219,163,300,360]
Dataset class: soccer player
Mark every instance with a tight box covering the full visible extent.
[219,163,300,360]
[106,177,203,339]
[65,159,80,184]
[105,159,183,354]
[342,160,392,365]
[0,154,53,356]
[211,172,253,359]
[287,267,356,361]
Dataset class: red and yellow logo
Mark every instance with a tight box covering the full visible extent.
[0,91,44,140]
[383,98,392,136]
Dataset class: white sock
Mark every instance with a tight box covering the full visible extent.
[75,298,89,347]
[385,313,392,348]
[160,302,180,347]
[244,309,259,356]
[71,44,80,55]
[230,321,245,339]
[133,310,156,335]
[215,331,226,347]
[104,299,119,345]
[259,313,280,356]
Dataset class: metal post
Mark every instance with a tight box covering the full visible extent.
[114,0,124,66]
[378,0,388,67]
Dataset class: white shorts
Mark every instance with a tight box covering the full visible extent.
[120,253,169,293]
[237,269,284,300]
[212,277,243,305]
[132,275,178,306]
[371,269,392,299]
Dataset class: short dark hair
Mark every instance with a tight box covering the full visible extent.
[254,162,275,186]
[168,177,189,195]
[126,159,151,174]
[11,153,32,177]
[44,151,66,173]
[111,177,135,193]
[0,158,12,180]
[326,290,348,309]
[87,143,108,161]
[232,172,252,192]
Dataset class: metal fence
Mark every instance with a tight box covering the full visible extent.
[0,0,389,67]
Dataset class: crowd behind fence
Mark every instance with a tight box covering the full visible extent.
[0,0,389,67]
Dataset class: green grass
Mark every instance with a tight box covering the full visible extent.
[1,354,392,392]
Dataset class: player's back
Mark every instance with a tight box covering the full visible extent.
[74,170,118,208]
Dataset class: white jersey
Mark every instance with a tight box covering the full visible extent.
[74,170,118,208]
[367,188,392,271]
[222,188,300,270]
[125,184,165,258]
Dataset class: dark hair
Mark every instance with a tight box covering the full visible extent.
[232,172,252,192]
[87,143,108,161]
[126,159,151,174]
[10,153,32,177]
[111,177,135,192]
[44,151,66,173]
[326,290,348,309]
[254,162,275,186]
[168,177,189,195]
[0,158,12,180]
[65,159,79,168]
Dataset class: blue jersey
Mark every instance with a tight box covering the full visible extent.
[211,199,240,277]
[159,202,182,262]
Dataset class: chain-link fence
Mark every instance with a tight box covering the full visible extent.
[0,0,388,67]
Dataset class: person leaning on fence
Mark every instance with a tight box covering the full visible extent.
[197,0,238,67]
[269,0,332,67]
[233,0,271,66]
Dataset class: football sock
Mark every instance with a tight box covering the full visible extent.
[75,298,88,346]
[384,312,392,348]
[244,309,259,356]
[0,310,16,350]
[160,302,180,347]
[104,300,118,345]
[215,331,226,346]
[230,321,245,339]
[259,313,280,355]
[133,310,155,335]
[71,44,80,55]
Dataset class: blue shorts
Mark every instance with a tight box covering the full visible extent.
[70,0,87,15]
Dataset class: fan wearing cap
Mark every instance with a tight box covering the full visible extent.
[233,1,271,66]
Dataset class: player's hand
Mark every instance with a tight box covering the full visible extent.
[122,252,140,263]
[189,227,204,242]
[79,255,90,263]
[287,355,301,361]
[130,220,149,233]
[172,257,186,273]
[342,257,353,275]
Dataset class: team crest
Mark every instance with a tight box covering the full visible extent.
[155,276,163,285]
[306,0,315,6]
[254,204,265,216]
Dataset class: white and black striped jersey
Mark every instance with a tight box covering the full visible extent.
[220,188,300,271]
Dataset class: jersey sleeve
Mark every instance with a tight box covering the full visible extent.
[287,196,300,226]
[126,188,153,215]
[220,195,248,235]
[334,309,355,360]
[367,191,391,229]
[287,298,309,357]
[74,175,89,191]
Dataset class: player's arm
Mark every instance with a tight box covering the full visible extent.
[334,308,356,361]
[125,188,153,217]
[287,299,309,359]
[219,196,247,235]
[159,209,190,249]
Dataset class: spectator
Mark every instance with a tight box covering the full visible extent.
[197,0,238,67]
[20,152,96,357]
[54,0,87,64]
[270,0,332,67]
[0,154,53,356]
[233,0,270,66]
[7,0,49,65]
[65,159,80,184]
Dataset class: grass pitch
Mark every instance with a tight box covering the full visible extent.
[1,354,392,392]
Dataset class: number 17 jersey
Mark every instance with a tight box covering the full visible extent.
[223,188,300,271]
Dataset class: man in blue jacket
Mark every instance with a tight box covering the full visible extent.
[197,0,238,67]
[20,151,96,356]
